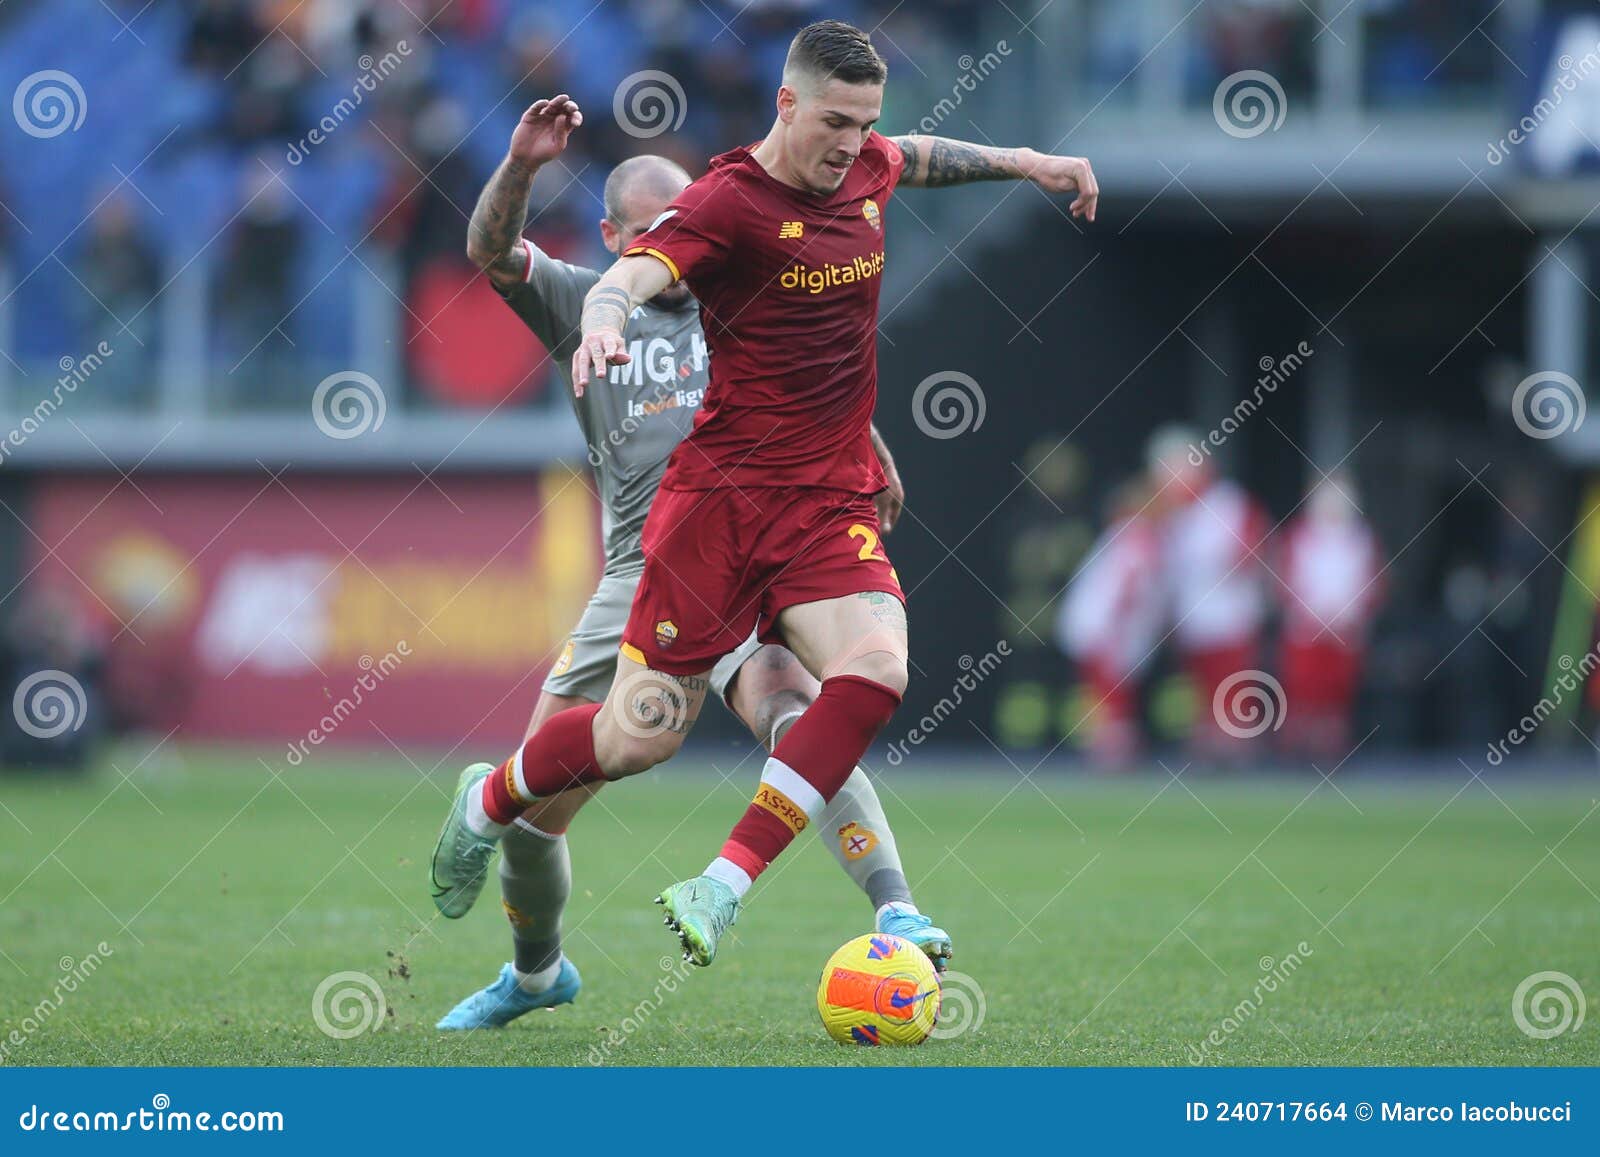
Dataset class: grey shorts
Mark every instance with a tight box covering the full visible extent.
[542,567,763,706]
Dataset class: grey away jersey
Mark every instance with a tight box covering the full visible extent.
[497,238,708,573]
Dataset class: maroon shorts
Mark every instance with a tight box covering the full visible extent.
[620,485,905,675]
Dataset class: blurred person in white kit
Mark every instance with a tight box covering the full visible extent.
[1275,470,1384,759]
[1057,478,1166,767]
[1149,427,1270,759]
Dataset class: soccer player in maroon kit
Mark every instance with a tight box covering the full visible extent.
[432,19,1098,965]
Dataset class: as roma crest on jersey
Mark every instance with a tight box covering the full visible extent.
[862,198,881,231]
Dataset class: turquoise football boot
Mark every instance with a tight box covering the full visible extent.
[877,903,953,972]
[435,959,581,1030]
[655,876,740,966]
[429,762,500,918]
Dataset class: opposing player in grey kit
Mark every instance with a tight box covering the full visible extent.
[435,95,950,1030]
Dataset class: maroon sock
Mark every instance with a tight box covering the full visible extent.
[720,674,901,880]
[482,703,606,825]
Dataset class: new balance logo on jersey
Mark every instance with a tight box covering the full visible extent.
[778,221,804,239]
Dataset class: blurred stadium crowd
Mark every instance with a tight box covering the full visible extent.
[2,0,1518,411]
[1055,429,1384,769]
[994,429,1566,770]
[2,0,985,409]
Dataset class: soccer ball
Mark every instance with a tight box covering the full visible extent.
[816,932,941,1046]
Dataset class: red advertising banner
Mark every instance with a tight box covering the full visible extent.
[22,469,601,751]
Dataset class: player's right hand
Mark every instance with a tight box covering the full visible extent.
[509,95,582,168]
[571,327,630,396]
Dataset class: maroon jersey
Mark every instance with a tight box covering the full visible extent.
[623,131,905,494]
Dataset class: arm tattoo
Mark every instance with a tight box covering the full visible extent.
[892,136,1022,188]
[924,139,1018,187]
[581,285,633,336]
[467,157,538,284]
[892,135,921,183]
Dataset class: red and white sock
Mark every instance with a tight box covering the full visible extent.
[708,674,901,896]
[467,703,607,835]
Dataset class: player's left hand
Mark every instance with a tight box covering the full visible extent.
[572,326,630,396]
[870,426,904,532]
[875,455,904,533]
[1024,152,1098,222]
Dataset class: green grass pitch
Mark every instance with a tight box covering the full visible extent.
[0,746,1595,1066]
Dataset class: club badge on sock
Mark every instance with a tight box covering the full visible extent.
[837,821,879,860]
